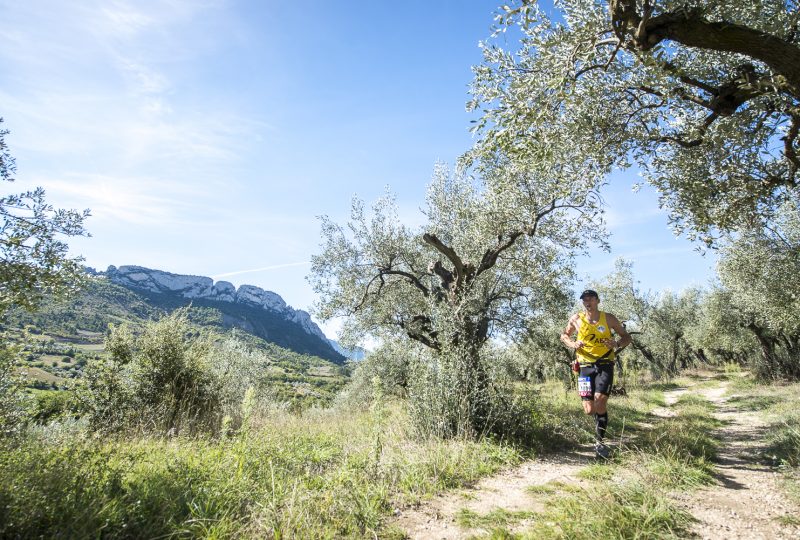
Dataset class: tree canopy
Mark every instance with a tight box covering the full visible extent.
[469,0,800,244]
[310,162,604,352]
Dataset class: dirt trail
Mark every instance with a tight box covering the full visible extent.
[672,379,800,540]
[393,377,800,539]
[393,452,592,539]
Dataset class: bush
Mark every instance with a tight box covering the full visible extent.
[334,338,414,409]
[204,335,281,430]
[28,390,79,424]
[132,311,220,434]
[84,310,222,435]
[407,343,531,441]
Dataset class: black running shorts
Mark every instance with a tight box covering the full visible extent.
[577,363,614,401]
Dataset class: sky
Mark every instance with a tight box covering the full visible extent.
[1,1,717,339]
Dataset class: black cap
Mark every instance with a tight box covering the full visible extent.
[580,289,599,300]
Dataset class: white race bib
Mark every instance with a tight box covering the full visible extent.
[578,376,592,397]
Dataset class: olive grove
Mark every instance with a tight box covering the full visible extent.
[717,201,800,379]
[310,161,605,438]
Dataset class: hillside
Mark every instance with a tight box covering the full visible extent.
[3,273,349,403]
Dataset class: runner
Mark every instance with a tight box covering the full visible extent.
[560,289,631,458]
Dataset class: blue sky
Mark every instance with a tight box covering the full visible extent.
[1,1,716,338]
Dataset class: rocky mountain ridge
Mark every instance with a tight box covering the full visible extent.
[104,265,328,343]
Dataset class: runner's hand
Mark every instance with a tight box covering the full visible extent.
[574,340,585,350]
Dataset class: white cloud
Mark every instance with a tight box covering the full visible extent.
[604,205,666,231]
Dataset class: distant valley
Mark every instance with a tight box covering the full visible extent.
[4,264,364,403]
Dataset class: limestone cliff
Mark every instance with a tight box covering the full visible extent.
[105,265,330,345]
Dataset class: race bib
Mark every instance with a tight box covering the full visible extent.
[578,376,593,397]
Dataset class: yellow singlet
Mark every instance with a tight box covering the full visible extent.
[576,311,615,364]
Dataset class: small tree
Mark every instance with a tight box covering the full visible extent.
[0,118,90,314]
[132,310,220,434]
[311,162,604,438]
[86,310,222,434]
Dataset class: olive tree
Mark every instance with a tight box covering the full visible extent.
[310,161,604,438]
[717,201,800,379]
[0,118,89,313]
[470,1,800,244]
[684,286,755,366]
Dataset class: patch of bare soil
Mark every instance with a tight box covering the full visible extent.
[672,379,800,540]
[650,386,689,418]
[392,452,592,539]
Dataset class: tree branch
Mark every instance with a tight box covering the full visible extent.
[611,1,800,96]
[380,268,430,297]
[401,314,441,351]
[474,198,580,279]
[422,233,473,292]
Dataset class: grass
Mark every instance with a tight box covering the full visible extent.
[455,508,535,529]
[525,382,594,452]
[526,480,582,496]
[16,366,67,384]
[776,514,800,526]
[724,378,800,468]
[725,393,782,411]
[5,369,797,539]
[0,403,521,539]
[575,462,614,481]
[519,481,693,539]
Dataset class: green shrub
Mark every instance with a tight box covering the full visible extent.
[84,310,222,435]
[335,338,413,408]
[29,390,79,424]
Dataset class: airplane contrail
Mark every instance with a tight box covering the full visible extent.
[212,261,310,279]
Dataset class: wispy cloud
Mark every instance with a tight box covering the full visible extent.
[30,172,205,226]
[0,1,269,229]
[604,205,666,231]
[212,262,311,279]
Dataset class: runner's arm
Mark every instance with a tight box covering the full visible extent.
[560,315,584,350]
[606,314,632,350]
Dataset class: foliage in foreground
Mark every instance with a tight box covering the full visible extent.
[0,404,520,539]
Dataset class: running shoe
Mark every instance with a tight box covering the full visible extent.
[595,442,610,459]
